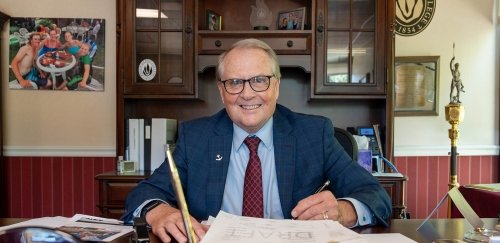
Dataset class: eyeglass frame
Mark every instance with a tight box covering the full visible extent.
[218,75,275,94]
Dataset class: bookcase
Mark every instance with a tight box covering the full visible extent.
[116,0,396,162]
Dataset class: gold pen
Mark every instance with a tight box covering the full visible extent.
[292,180,331,220]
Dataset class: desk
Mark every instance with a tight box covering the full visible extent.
[2,218,498,242]
[355,218,499,242]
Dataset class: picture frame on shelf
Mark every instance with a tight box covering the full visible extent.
[277,7,306,30]
[394,56,440,116]
[206,10,222,31]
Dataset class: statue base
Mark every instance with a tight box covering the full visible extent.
[445,103,465,123]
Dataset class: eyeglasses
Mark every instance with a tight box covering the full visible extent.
[219,75,274,94]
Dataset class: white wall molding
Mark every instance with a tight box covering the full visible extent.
[394,145,500,157]
[3,146,116,157]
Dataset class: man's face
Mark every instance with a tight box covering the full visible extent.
[217,47,280,133]
[31,35,41,47]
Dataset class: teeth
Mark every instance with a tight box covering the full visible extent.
[241,105,260,110]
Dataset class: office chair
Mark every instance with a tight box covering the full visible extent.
[334,127,358,161]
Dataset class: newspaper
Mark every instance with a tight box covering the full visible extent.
[0,214,133,242]
[201,211,367,243]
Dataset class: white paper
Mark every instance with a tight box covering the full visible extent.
[70,214,124,225]
[0,215,133,242]
[201,211,367,243]
[364,233,417,243]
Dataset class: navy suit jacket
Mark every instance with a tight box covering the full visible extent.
[122,104,391,226]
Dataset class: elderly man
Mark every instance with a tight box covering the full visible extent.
[123,38,391,243]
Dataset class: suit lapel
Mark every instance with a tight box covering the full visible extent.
[206,116,233,217]
[273,108,296,218]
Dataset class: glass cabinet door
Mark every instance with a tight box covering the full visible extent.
[124,0,195,96]
[315,0,387,96]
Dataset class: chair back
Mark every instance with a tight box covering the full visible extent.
[334,127,358,161]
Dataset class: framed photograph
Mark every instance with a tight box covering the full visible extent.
[8,17,105,91]
[394,56,440,116]
[277,7,306,30]
[206,10,222,31]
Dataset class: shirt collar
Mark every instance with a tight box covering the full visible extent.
[233,118,273,152]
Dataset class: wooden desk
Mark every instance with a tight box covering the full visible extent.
[2,218,499,242]
[355,218,499,242]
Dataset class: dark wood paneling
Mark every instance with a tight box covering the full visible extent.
[0,11,11,218]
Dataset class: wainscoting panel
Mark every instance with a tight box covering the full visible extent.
[2,155,498,219]
[394,155,499,219]
[4,156,115,218]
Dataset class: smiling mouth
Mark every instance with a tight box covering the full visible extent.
[241,104,261,110]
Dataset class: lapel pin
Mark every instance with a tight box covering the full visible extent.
[216,154,223,161]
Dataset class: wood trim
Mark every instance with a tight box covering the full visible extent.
[0,10,11,218]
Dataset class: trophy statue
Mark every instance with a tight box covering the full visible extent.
[249,0,273,30]
[445,43,465,217]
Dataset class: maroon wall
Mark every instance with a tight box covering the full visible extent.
[2,155,498,219]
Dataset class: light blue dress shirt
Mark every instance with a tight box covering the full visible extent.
[221,117,284,218]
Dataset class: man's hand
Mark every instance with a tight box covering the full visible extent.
[290,191,357,227]
[145,203,208,243]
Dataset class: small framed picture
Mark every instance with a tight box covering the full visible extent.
[394,56,440,116]
[206,10,222,31]
[277,7,306,30]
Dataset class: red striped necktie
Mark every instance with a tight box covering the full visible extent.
[242,136,264,218]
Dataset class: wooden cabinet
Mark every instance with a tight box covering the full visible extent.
[117,0,395,160]
[314,0,392,96]
[121,0,196,97]
[96,172,406,219]
[95,171,150,219]
[377,176,407,219]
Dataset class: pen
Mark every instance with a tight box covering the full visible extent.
[314,180,330,194]
[292,180,331,220]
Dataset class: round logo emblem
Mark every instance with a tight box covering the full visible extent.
[395,0,436,36]
[138,59,156,81]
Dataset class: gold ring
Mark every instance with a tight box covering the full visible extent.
[322,211,329,220]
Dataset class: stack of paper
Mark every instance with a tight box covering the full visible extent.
[0,214,133,242]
